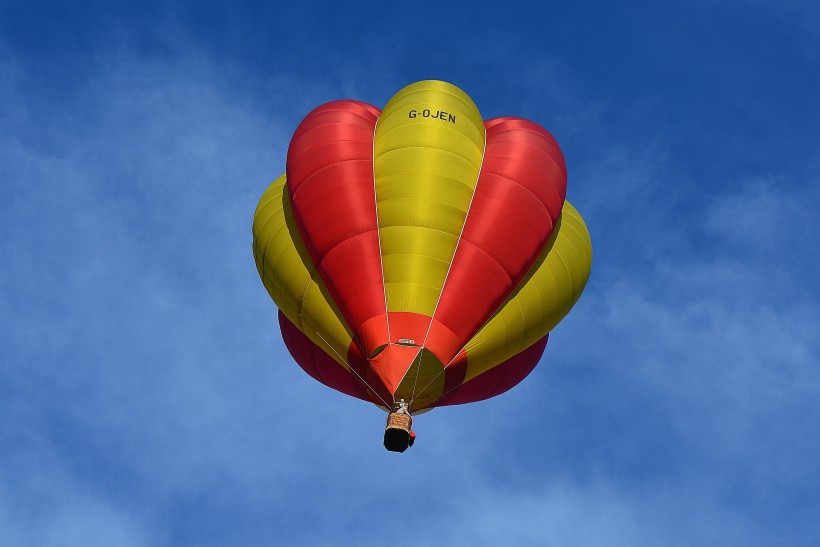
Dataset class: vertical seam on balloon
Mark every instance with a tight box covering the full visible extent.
[371,115,392,352]
[407,126,488,407]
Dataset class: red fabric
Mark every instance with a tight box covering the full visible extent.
[441,349,469,395]
[432,335,549,407]
[367,344,422,395]
[281,304,547,410]
[431,118,566,363]
[286,101,385,356]
[278,311,378,404]
[281,108,564,408]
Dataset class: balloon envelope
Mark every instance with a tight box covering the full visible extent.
[252,81,591,411]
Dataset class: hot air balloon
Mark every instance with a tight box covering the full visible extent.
[252,80,592,452]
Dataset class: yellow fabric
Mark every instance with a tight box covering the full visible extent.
[252,176,592,390]
[460,201,593,382]
[373,81,486,316]
[253,81,592,405]
[394,349,445,407]
[252,175,354,368]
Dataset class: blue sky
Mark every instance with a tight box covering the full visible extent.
[2,1,819,545]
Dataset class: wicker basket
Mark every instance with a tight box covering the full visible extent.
[386,412,412,431]
[384,412,413,452]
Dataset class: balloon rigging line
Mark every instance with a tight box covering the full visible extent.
[409,126,488,407]
[371,115,392,348]
[313,328,392,409]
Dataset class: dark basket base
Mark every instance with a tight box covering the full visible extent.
[384,428,410,453]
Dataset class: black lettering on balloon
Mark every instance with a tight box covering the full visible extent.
[407,107,456,124]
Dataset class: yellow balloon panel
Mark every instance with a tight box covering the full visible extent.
[376,173,474,204]
[377,194,467,235]
[377,80,485,150]
[374,81,486,317]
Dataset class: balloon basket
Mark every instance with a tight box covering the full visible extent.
[384,412,413,453]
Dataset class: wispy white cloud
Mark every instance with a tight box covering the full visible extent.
[543,147,820,539]
[415,479,761,547]
[1,17,819,545]
[1,41,338,544]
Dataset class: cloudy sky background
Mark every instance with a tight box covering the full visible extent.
[2,1,819,545]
